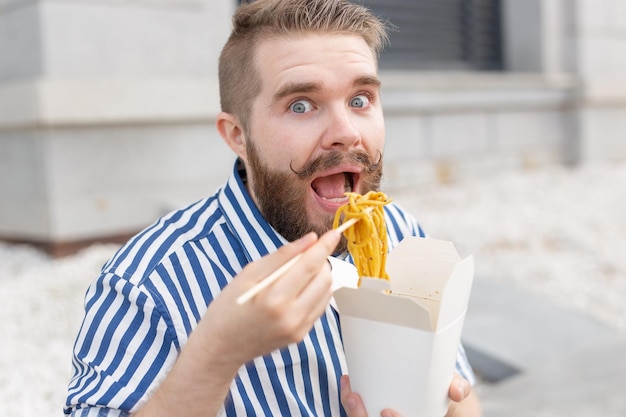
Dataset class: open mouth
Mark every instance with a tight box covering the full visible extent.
[311,172,356,202]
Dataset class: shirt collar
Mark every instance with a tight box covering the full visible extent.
[218,159,288,263]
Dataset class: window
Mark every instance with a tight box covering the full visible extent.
[361,0,503,71]
[236,0,503,71]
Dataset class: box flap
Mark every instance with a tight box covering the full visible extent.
[334,278,434,330]
[334,237,474,331]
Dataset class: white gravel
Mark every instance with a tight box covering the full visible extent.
[1,160,625,416]
[393,160,626,331]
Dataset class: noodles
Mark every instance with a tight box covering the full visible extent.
[333,191,391,281]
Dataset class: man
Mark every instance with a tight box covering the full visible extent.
[65,1,480,416]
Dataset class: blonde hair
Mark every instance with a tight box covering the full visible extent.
[218,0,388,131]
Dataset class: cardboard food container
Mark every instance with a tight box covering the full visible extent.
[333,237,474,417]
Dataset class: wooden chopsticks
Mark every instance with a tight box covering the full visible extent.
[236,211,370,305]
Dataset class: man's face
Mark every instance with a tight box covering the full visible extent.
[242,33,385,245]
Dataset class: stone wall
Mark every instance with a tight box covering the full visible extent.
[0,0,234,254]
[574,0,626,161]
[0,0,624,254]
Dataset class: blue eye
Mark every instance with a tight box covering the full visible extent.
[290,100,313,114]
[350,94,370,108]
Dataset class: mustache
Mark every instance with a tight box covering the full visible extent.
[289,150,382,179]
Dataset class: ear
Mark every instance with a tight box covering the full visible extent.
[216,111,247,160]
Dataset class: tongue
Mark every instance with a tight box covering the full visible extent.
[312,173,348,199]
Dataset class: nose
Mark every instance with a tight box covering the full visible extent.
[321,106,362,150]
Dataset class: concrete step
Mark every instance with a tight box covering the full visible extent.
[479,336,626,417]
[460,277,626,416]
[462,276,619,375]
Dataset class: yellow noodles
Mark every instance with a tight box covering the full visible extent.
[333,191,391,281]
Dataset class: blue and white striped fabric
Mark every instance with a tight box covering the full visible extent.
[64,161,475,416]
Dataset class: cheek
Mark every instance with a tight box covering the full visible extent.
[362,115,385,153]
[249,106,323,169]
[271,128,320,169]
[247,120,291,166]
[375,119,385,145]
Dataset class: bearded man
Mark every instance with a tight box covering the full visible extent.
[65,1,480,416]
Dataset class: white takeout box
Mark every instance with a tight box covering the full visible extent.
[334,237,474,417]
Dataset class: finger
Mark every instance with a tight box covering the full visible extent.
[340,375,371,417]
[341,376,404,417]
[270,229,340,299]
[238,232,318,289]
[381,409,403,417]
[293,266,333,327]
[448,374,471,403]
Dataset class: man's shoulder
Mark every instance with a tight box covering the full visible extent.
[102,195,227,283]
[384,201,416,225]
[384,201,426,243]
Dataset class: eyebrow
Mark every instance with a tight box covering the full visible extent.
[353,75,381,89]
[272,75,381,104]
[273,82,322,104]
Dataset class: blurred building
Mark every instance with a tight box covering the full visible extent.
[1,0,625,255]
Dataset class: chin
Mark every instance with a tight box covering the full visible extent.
[307,208,335,235]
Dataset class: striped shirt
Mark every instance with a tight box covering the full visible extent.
[65,161,475,417]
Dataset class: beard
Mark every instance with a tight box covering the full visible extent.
[245,141,383,253]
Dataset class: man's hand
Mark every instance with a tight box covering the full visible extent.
[340,374,481,417]
[135,229,341,417]
[444,374,482,417]
[201,229,342,366]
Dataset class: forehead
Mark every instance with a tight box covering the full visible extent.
[253,33,378,94]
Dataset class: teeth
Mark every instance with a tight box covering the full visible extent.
[321,196,348,203]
